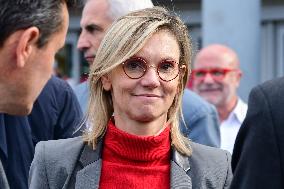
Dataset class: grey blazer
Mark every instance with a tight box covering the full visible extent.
[29,137,232,189]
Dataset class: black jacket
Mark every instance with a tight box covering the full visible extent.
[231,77,284,188]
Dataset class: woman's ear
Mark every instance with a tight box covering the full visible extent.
[176,65,187,93]
[179,64,187,78]
[16,27,40,68]
[101,74,112,91]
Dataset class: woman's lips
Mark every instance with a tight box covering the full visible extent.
[134,94,161,98]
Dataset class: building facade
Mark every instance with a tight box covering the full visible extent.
[58,0,284,100]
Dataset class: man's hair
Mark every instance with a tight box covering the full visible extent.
[0,0,81,48]
[107,0,153,20]
[84,6,192,156]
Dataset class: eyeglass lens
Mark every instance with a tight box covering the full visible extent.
[122,57,180,82]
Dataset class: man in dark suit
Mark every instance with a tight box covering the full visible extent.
[231,77,284,188]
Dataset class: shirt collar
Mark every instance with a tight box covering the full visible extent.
[228,98,248,124]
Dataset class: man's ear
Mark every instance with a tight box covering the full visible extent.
[16,27,40,68]
[235,69,243,87]
[101,74,112,91]
[237,69,243,79]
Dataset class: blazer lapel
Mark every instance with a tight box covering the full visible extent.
[75,141,103,189]
[170,149,192,189]
[73,140,192,189]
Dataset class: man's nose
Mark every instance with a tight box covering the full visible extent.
[77,32,89,51]
[202,73,215,83]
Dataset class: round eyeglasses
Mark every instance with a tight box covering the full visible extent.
[122,57,181,82]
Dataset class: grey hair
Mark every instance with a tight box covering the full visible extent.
[107,0,153,20]
[84,6,192,156]
[82,0,153,21]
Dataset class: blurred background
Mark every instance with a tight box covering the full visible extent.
[56,0,284,102]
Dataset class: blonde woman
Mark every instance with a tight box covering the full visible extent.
[29,7,232,189]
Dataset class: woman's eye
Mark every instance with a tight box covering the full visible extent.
[125,60,145,71]
[159,61,175,72]
[128,62,139,69]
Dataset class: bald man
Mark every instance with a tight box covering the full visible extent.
[192,44,247,153]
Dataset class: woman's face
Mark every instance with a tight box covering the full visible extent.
[102,30,181,126]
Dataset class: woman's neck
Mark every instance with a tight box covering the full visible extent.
[113,114,168,136]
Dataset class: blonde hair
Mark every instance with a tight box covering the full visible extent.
[83,7,192,156]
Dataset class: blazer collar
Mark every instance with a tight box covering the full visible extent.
[75,139,103,189]
[75,140,192,189]
[170,148,192,189]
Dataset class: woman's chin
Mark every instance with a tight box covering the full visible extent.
[129,110,166,123]
[130,113,156,123]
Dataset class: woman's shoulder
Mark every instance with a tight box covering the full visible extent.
[35,136,84,162]
[30,137,86,188]
[190,141,231,161]
[36,136,83,147]
[187,141,232,188]
[172,141,232,188]
[188,141,232,171]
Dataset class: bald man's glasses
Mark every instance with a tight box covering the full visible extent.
[122,57,181,82]
[192,68,238,81]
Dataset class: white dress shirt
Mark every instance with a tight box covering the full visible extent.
[220,98,248,153]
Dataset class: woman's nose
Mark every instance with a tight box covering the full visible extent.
[140,66,160,88]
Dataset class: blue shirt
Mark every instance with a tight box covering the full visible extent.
[74,81,89,113]
[181,89,220,147]
[0,76,83,189]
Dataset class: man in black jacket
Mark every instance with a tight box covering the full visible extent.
[231,77,284,188]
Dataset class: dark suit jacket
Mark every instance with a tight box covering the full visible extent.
[29,136,232,189]
[231,77,284,188]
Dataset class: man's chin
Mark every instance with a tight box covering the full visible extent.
[87,61,93,66]
[86,57,95,65]
[5,103,33,116]
[201,96,220,106]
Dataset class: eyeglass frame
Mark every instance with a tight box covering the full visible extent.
[121,56,185,82]
[191,68,239,81]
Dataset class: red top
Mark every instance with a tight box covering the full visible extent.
[99,120,171,189]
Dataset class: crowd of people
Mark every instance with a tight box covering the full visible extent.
[0,0,283,188]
